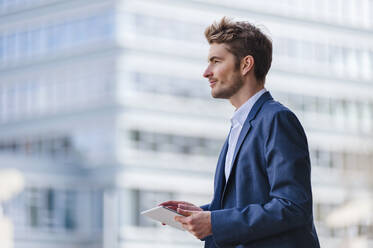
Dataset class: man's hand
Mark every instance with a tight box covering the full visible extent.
[159,201,212,239]
[174,209,212,240]
[159,200,202,212]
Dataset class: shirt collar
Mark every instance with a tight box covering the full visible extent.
[231,88,267,127]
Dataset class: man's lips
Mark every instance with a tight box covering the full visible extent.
[209,81,217,87]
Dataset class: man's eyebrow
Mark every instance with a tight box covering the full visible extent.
[208,56,223,62]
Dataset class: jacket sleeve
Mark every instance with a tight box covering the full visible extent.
[210,110,314,247]
[200,204,210,211]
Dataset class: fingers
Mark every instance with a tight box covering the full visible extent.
[159,201,176,206]
[175,211,212,240]
[159,201,193,208]
[164,205,177,211]
[174,215,187,224]
[178,204,202,211]
[177,217,202,239]
[177,208,194,216]
[160,201,198,212]
[159,201,183,211]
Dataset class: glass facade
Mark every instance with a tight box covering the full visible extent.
[4,188,77,232]
[0,10,115,65]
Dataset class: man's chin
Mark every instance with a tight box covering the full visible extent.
[211,92,220,99]
[211,90,230,99]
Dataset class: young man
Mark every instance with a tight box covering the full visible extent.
[161,17,320,248]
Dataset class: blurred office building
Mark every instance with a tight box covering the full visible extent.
[0,169,24,248]
[0,0,373,247]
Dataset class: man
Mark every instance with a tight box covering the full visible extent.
[161,17,320,248]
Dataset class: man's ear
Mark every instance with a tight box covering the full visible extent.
[241,55,254,76]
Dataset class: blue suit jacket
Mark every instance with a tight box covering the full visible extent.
[201,92,320,248]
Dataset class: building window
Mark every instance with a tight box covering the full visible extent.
[314,202,338,222]
[0,10,115,65]
[133,13,203,42]
[272,90,373,134]
[309,147,373,173]
[64,190,76,230]
[0,64,114,123]
[0,135,76,160]
[273,36,373,81]
[19,187,78,232]
[129,129,223,157]
[132,72,209,99]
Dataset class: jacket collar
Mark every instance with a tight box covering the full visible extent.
[246,91,273,122]
[231,88,267,127]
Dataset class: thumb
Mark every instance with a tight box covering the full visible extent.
[174,215,186,223]
[177,208,195,216]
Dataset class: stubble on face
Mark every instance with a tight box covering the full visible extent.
[211,70,244,99]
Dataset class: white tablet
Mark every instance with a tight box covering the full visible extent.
[141,206,185,231]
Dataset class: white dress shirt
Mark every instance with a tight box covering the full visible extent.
[224,88,267,182]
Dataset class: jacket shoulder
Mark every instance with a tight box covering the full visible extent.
[260,99,294,118]
[259,99,306,137]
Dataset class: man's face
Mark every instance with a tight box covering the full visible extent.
[203,43,243,99]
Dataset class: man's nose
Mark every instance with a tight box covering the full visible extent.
[203,67,212,78]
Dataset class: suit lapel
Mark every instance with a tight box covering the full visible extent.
[212,135,228,209]
[221,92,273,205]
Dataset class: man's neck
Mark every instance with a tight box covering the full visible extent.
[230,83,264,109]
